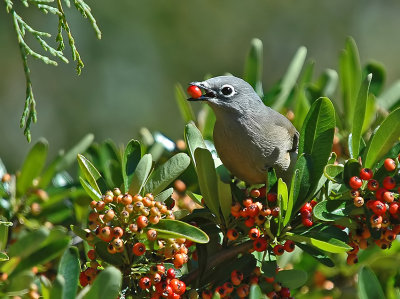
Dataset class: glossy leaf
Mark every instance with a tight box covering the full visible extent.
[313,200,360,221]
[79,177,102,202]
[128,154,152,195]
[377,79,400,111]
[198,104,216,140]
[273,46,307,111]
[296,243,334,267]
[149,219,209,243]
[9,236,70,278]
[288,224,351,253]
[175,83,196,124]
[0,252,9,261]
[243,38,263,97]
[217,176,232,225]
[122,140,142,193]
[154,187,173,202]
[17,138,48,195]
[358,266,385,299]
[0,219,12,251]
[277,178,287,234]
[364,107,400,168]
[59,247,80,299]
[294,97,335,211]
[8,227,49,259]
[276,269,308,289]
[364,62,385,96]
[50,275,65,299]
[324,164,344,183]
[249,284,263,299]
[77,154,102,195]
[283,169,299,227]
[261,259,277,278]
[351,74,372,158]
[343,158,361,188]
[82,267,122,299]
[144,153,190,195]
[184,123,207,166]
[194,148,221,220]
[40,134,94,188]
[339,37,361,128]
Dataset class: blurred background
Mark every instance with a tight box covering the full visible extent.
[1,0,400,172]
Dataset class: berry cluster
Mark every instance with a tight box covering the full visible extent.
[345,157,399,264]
[201,268,293,299]
[228,189,297,255]
[299,200,317,227]
[83,188,193,297]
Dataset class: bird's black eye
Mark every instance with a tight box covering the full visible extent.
[221,85,235,96]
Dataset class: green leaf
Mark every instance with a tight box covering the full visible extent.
[154,188,173,202]
[82,267,122,299]
[122,140,142,193]
[77,154,102,195]
[351,74,372,158]
[296,243,334,267]
[343,158,361,188]
[276,269,308,289]
[0,219,11,251]
[17,138,48,195]
[8,227,49,259]
[184,123,207,166]
[272,46,307,111]
[94,242,124,266]
[364,61,385,96]
[175,83,196,124]
[79,177,102,202]
[313,200,360,221]
[128,154,152,195]
[277,178,287,235]
[324,164,344,183]
[283,169,300,227]
[40,134,94,188]
[364,107,400,168]
[358,266,385,299]
[50,275,65,299]
[377,80,400,111]
[339,37,361,128]
[150,219,209,243]
[261,259,277,278]
[144,153,190,195]
[194,148,221,220]
[288,224,351,253]
[293,61,313,130]
[249,284,263,299]
[243,38,263,97]
[0,252,9,261]
[217,176,232,225]
[59,247,80,299]
[294,97,335,211]
[9,236,71,278]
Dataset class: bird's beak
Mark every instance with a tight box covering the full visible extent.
[187,81,216,101]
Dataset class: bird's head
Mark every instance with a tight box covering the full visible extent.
[187,76,262,113]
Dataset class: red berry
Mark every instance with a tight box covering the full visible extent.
[87,249,96,260]
[300,203,312,215]
[280,287,291,298]
[310,199,318,207]
[248,228,260,240]
[167,268,176,279]
[367,179,379,191]
[267,193,277,202]
[236,284,250,298]
[271,207,280,217]
[227,228,239,241]
[202,290,212,299]
[231,270,244,286]
[347,254,358,265]
[302,217,313,227]
[79,272,89,287]
[389,202,399,215]
[215,286,226,298]
[132,242,146,256]
[139,277,152,290]
[247,204,260,217]
[244,217,255,227]
[384,158,396,172]
[273,244,285,256]
[283,240,295,252]
[383,176,396,190]
[375,188,388,201]
[383,192,395,203]
[349,176,363,190]
[253,237,268,252]
[187,85,202,99]
[370,200,387,215]
[223,282,234,293]
[360,168,373,180]
[170,279,186,295]
[137,216,149,228]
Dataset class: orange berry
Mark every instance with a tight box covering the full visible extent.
[146,229,158,241]
[248,228,260,240]
[346,253,358,265]
[227,228,239,241]
[384,158,396,172]
[121,194,133,205]
[231,270,243,286]
[132,242,146,256]
[137,216,149,228]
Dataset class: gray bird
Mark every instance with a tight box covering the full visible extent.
[187,75,299,185]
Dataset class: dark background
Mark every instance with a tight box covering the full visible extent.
[1,0,400,171]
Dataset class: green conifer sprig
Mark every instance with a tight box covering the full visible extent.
[4,0,101,142]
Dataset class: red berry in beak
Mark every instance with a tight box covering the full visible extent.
[187,85,202,99]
